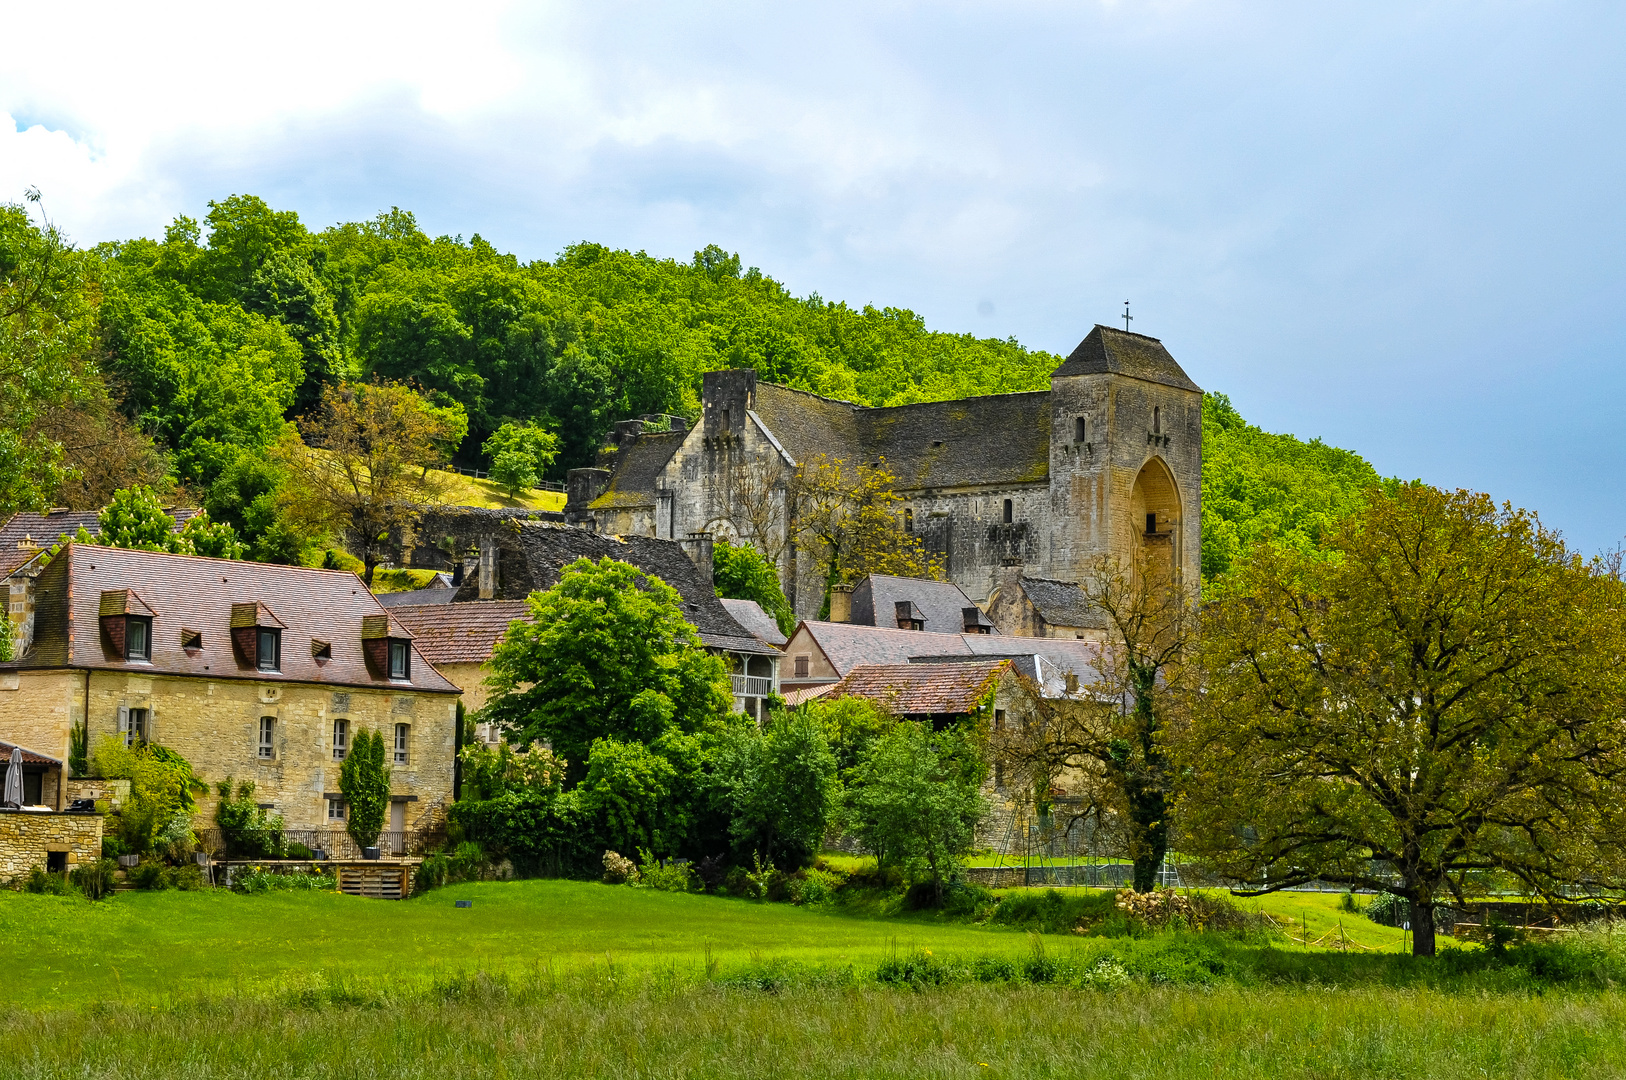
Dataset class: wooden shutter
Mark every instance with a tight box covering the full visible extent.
[117,705,129,740]
[145,702,155,744]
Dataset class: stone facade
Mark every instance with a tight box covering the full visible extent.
[0,810,102,878]
[0,545,462,830]
[566,325,1202,626]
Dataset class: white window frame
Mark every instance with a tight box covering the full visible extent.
[121,706,148,747]
[327,797,346,821]
[332,717,349,760]
[387,639,409,680]
[125,616,152,662]
[258,716,275,759]
[257,627,281,672]
[393,722,409,765]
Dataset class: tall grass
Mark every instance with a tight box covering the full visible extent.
[3,984,1624,1078]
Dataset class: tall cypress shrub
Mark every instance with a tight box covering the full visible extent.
[340,729,390,849]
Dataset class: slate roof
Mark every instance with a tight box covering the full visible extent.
[750,383,864,468]
[719,598,788,647]
[827,660,1012,716]
[0,549,44,579]
[850,575,994,635]
[750,382,1051,491]
[5,544,460,693]
[590,430,686,510]
[1051,325,1201,392]
[377,587,457,608]
[389,601,531,665]
[1017,577,1103,629]
[791,621,1101,697]
[795,621,973,675]
[509,522,777,656]
[0,508,201,552]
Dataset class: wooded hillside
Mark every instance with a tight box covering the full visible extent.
[2,192,1389,581]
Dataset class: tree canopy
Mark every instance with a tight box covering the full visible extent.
[1182,483,1626,956]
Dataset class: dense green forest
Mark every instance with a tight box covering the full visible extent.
[1,193,1387,582]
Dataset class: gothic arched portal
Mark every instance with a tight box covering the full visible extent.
[1127,457,1181,583]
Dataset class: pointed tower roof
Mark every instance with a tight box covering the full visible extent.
[1051,325,1201,392]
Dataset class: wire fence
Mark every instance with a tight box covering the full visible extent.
[434,464,564,493]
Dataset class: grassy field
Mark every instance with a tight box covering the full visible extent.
[6,984,1626,1079]
[6,880,1624,1078]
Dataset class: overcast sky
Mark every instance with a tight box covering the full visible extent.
[3,1,1624,551]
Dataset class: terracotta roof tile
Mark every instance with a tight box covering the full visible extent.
[0,739,61,766]
[6,544,459,694]
[389,601,531,665]
[827,659,1011,715]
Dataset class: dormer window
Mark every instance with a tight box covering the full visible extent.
[231,602,287,672]
[99,589,156,664]
[125,616,152,661]
[388,640,410,680]
[895,600,925,632]
[257,628,281,672]
[362,613,415,682]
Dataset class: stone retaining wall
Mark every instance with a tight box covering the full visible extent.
[0,810,103,879]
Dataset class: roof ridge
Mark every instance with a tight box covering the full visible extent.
[69,542,368,581]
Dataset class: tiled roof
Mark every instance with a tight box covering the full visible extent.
[719,598,788,647]
[799,621,974,674]
[389,601,531,665]
[0,549,45,579]
[851,575,993,635]
[377,587,457,607]
[781,683,838,707]
[0,508,202,552]
[6,544,460,693]
[1018,577,1102,629]
[0,739,61,766]
[795,620,1101,697]
[1051,325,1201,392]
[827,660,1012,715]
[509,523,778,656]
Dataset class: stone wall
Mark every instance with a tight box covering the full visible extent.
[0,671,457,832]
[0,810,102,879]
[0,670,77,765]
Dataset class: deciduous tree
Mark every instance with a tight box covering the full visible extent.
[480,557,734,781]
[274,380,457,583]
[991,555,1197,892]
[791,454,941,616]
[1182,483,1626,956]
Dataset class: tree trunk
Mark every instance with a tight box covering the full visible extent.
[1412,900,1437,957]
[1128,784,1168,892]
[364,558,377,586]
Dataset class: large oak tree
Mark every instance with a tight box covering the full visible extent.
[1183,483,1626,955]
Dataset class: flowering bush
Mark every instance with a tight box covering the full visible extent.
[602,850,637,884]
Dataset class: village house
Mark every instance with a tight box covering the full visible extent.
[382,509,783,718]
[779,618,1099,698]
[0,544,461,843]
[563,325,1203,627]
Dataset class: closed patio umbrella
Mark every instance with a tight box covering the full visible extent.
[2,745,21,805]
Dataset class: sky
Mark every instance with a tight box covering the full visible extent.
[2,1,1624,551]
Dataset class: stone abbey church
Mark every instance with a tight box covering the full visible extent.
[564,324,1202,628]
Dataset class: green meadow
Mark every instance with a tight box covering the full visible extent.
[5,880,1626,1079]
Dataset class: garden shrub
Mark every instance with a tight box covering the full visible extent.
[636,851,695,892]
[70,858,117,901]
[215,777,285,857]
[24,867,76,896]
[93,737,207,854]
[602,850,637,884]
[100,836,127,860]
[234,868,336,894]
[285,842,317,860]
[340,728,390,850]
[416,842,490,894]
[129,861,169,890]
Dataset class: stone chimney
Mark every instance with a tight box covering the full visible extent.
[681,532,714,586]
[828,584,853,623]
[565,468,611,527]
